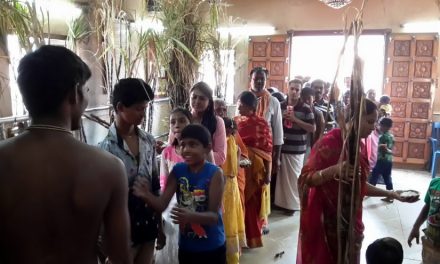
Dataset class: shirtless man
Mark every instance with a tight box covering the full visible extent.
[0,46,130,264]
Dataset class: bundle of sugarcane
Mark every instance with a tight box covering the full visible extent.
[323,1,368,263]
[340,12,365,264]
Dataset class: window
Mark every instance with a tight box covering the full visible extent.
[290,35,385,97]
[198,49,235,104]
[7,35,66,116]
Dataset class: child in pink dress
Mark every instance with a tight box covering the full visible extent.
[155,108,192,264]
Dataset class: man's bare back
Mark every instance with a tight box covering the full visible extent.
[0,130,130,264]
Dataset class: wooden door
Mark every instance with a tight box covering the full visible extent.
[384,33,438,166]
[248,35,290,94]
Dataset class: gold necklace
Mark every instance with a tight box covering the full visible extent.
[27,124,72,135]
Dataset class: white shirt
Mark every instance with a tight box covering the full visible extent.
[261,95,284,146]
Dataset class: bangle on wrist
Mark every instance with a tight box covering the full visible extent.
[318,170,324,181]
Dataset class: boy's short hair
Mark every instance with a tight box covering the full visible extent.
[238,91,258,111]
[379,95,391,104]
[112,78,154,112]
[379,117,393,128]
[366,237,403,264]
[181,124,212,148]
[289,78,303,86]
[17,45,91,118]
[310,79,325,89]
[300,87,314,99]
[272,92,286,103]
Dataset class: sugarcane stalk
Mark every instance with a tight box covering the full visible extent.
[333,1,368,263]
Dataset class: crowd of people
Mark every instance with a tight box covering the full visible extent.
[0,45,438,264]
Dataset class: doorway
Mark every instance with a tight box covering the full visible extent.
[290,34,386,98]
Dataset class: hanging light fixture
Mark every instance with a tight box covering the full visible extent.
[320,0,352,9]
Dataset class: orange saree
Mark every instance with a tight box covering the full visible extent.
[236,114,273,248]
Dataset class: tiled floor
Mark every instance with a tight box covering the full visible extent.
[240,168,431,264]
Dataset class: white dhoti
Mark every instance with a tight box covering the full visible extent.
[274,153,304,211]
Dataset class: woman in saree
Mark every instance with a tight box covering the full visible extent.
[297,98,418,264]
[235,91,273,248]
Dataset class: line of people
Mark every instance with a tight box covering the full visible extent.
[0,45,435,264]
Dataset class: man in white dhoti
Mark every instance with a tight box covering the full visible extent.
[275,80,316,215]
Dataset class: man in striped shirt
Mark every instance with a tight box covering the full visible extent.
[312,79,336,132]
[274,79,315,215]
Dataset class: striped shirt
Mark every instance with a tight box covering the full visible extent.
[281,102,315,155]
[314,100,336,131]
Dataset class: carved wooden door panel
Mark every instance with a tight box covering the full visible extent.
[385,34,438,165]
[248,35,290,94]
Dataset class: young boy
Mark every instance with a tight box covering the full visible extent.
[379,95,392,117]
[99,78,164,264]
[408,177,440,263]
[133,124,226,264]
[0,45,130,264]
[368,117,395,202]
[366,237,403,264]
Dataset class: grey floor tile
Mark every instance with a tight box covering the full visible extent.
[240,169,430,264]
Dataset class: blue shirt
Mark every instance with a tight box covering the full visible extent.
[172,162,225,252]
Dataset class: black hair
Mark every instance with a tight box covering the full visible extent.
[112,78,153,112]
[181,124,212,148]
[272,92,286,103]
[289,79,303,86]
[190,82,217,137]
[366,237,403,264]
[379,117,393,128]
[310,79,325,89]
[267,87,276,94]
[170,107,192,146]
[17,45,91,118]
[365,98,378,115]
[250,66,269,78]
[171,107,192,123]
[380,95,391,104]
[222,116,236,131]
[300,87,314,99]
[238,91,258,111]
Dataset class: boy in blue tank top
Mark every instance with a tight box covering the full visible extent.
[133,124,226,264]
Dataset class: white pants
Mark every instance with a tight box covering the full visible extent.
[274,153,304,211]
